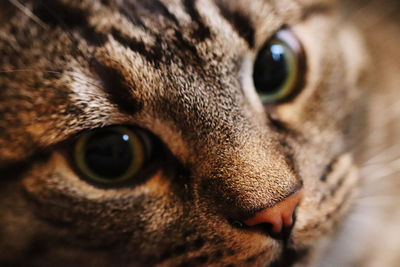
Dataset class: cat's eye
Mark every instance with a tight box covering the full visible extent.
[74,126,151,184]
[253,29,305,103]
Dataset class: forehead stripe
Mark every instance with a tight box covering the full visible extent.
[111,28,163,67]
[214,1,255,48]
[182,0,211,41]
[120,0,180,28]
[91,60,143,114]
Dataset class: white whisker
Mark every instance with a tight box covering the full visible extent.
[7,0,48,30]
[357,195,400,202]
[0,68,61,74]
[64,70,104,91]
[361,168,400,183]
[361,142,400,166]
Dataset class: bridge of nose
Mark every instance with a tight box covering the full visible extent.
[194,136,303,221]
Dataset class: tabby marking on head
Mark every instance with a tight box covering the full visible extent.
[0,0,390,266]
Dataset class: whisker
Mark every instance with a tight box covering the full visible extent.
[355,199,400,208]
[5,0,95,67]
[7,0,48,30]
[362,157,400,169]
[360,143,400,166]
[35,2,90,60]
[360,167,400,183]
[0,68,61,74]
[64,70,104,91]
[357,195,400,202]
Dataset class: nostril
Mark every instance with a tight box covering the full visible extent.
[231,220,244,228]
[243,190,302,237]
[259,210,298,240]
[260,222,284,240]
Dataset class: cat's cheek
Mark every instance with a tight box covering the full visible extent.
[289,154,360,249]
[20,153,184,248]
[337,25,370,93]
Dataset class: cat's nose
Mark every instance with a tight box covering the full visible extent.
[243,190,302,234]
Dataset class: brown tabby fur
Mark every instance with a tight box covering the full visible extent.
[0,0,399,266]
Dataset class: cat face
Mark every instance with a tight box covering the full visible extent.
[0,0,369,265]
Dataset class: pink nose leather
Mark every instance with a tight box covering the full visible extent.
[244,190,303,233]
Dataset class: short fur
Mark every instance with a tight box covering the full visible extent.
[0,0,399,266]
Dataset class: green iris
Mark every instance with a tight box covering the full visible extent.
[74,127,146,184]
[253,29,304,103]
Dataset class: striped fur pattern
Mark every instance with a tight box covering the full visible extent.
[1,0,398,266]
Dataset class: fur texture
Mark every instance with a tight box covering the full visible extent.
[0,0,398,266]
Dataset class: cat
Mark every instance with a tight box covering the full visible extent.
[0,0,399,266]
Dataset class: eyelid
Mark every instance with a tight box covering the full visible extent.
[255,2,333,49]
[255,25,293,53]
[275,29,302,55]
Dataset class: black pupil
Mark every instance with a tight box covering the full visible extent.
[253,42,289,95]
[84,130,133,179]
